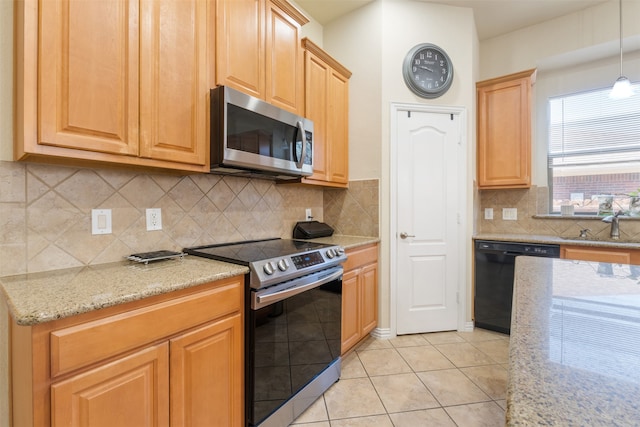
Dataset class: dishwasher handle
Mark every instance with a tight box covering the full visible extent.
[503,251,525,257]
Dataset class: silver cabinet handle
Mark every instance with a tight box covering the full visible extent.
[399,232,415,239]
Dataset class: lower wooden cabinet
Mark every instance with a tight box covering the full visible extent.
[170,313,243,426]
[11,276,244,427]
[51,343,170,427]
[560,245,640,264]
[342,243,378,354]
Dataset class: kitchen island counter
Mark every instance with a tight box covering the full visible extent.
[508,257,640,425]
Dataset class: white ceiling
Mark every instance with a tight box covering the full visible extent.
[295,0,610,40]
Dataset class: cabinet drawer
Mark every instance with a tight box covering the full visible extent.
[343,244,378,271]
[50,277,242,377]
[561,247,632,264]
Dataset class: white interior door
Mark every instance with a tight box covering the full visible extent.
[394,106,463,335]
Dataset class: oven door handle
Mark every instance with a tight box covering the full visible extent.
[252,267,343,309]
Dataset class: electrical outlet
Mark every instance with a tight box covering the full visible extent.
[484,208,493,220]
[503,208,518,221]
[91,209,112,235]
[146,208,162,231]
[305,208,313,221]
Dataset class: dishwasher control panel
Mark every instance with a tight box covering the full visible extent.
[475,240,560,258]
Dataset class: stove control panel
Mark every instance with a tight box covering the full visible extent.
[291,251,324,269]
[251,245,347,288]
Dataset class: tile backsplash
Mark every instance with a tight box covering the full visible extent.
[478,185,640,241]
[324,179,379,237]
[0,161,380,276]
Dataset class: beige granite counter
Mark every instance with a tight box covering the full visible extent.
[508,257,640,425]
[475,233,640,250]
[0,256,248,326]
[0,236,376,327]
[305,235,379,250]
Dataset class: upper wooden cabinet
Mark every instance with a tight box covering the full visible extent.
[476,69,536,189]
[14,0,209,172]
[216,0,308,115]
[301,38,351,188]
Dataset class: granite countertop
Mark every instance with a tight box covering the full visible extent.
[508,257,640,425]
[306,235,380,249]
[0,235,377,326]
[0,256,248,326]
[475,233,640,250]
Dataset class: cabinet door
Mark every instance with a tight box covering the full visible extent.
[477,70,534,189]
[304,50,329,182]
[360,263,378,335]
[170,313,243,427]
[139,0,208,165]
[265,0,303,114]
[327,70,350,184]
[39,0,139,155]
[216,0,264,98]
[302,38,351,188]
[341,269,361,354]
[51,343,169,427]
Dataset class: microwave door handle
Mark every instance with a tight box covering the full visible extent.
[295,120,306,169]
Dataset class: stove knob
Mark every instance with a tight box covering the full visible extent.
[263,262,276,275]
[326,249,336,259]
[336,247,345,256]
[277,259,290,271]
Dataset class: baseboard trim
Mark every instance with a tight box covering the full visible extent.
[370,327,392,339]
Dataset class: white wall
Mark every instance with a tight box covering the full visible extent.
[293,0,324,46]
[480,0,640,186]
[320,0,478,332]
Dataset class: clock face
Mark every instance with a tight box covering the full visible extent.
[402,43,453,98]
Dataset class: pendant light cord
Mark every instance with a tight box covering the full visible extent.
[619,0,623,77]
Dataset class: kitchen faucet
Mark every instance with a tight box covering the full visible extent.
[602,211,622,240]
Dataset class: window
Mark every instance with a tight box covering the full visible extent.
[548,83,640,215]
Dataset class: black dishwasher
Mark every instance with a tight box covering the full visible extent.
[474,240,560,334]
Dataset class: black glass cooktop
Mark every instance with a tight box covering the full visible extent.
[184,238,332,265]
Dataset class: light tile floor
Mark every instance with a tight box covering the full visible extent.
[291,329,509,427]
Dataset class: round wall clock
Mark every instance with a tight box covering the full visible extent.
[402,43,454,98]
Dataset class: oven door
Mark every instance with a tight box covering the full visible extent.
[247,266,343,427]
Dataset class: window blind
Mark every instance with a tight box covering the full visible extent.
[548,83,640,168]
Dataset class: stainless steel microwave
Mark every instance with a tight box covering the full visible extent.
[210,86,314,180]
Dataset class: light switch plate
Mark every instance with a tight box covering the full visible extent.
[503,208,518,221]
[92,209,112,234]
[484,208,493,220]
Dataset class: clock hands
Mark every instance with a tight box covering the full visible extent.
[418,66,435,72]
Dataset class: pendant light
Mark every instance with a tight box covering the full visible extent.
[609,0,634,99]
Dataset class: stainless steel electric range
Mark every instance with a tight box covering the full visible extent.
[184,238,347,427]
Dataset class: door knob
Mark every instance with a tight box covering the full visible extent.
[399,232,415,239]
